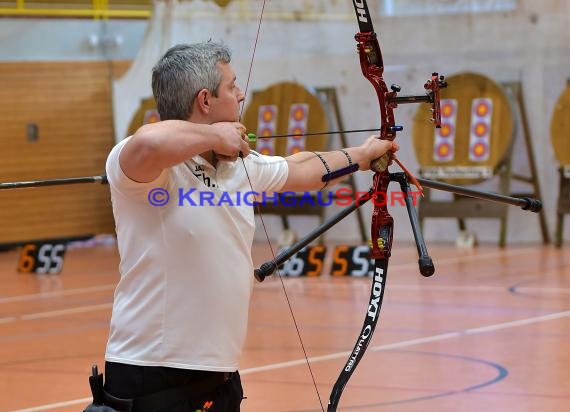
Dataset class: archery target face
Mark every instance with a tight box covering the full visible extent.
[256,105,278,156]
[286,103,309,155]
[468,98,493,162]
[412,72,514,185]
[433,99,457,162]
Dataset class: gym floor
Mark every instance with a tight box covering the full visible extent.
[0,241,568,411]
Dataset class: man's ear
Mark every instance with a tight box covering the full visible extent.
[195,88,211,115]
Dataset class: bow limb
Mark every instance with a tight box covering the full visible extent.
[328,2,446,410]
[328,2,397,410]
[328,173,393,412]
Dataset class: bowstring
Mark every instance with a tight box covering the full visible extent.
[238,1,325,410]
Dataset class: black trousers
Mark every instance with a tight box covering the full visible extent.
[104,361,243,412]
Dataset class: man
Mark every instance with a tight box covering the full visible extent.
[103,41,397,411]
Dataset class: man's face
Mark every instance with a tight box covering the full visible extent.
[208,62,245,123]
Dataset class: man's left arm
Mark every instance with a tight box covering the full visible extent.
[281,136,398,192]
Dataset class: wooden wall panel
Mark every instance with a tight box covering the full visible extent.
[0,60,131,245]
[1,1,153,9]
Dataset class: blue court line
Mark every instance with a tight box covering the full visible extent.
[319,349,508,410]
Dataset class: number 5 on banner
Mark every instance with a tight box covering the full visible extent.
[331,245,374,277]
[277,245,326,277]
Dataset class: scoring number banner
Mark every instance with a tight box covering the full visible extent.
[17,242,67,274]
[272,245,376,278]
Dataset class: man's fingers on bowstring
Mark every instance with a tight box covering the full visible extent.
[234,122,247,136]
[230,122,252,158]
[216,140,249,162]
[211,122,244,155]
[238,138,250,158]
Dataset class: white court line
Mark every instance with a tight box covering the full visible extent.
[0,285,116,304]
[3,282,568,326]
[240,309,570,373]
[3,283,568,327]
[1,245,537,304]
[391,285,509,292]
[3,248,563,325]
[13,397,92,412]
[0,316,17,324]
[348,284,570,294]
[0,303,112,324]
[258,246,538,290]
[317,284,510,293]
[370,246,537,271]
[515,286,570,294]
[19,303,113,320]
[14,308,570,412]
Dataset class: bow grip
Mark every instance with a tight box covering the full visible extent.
[371,154,390,173]
[370,123,402,172]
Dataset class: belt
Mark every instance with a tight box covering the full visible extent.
[133,372,232,411]
[102,371,235,412]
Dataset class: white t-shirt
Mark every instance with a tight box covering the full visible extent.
[105,137,288,372]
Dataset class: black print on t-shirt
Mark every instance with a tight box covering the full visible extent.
[189,164,217,188]
[193,171,216,188]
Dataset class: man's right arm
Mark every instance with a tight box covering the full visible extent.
[119,120,249,183]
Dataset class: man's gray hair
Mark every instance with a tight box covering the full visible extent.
[152,41,232,120]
